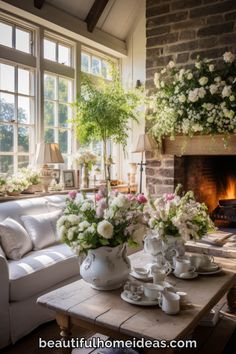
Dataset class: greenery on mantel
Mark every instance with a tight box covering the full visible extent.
[148,52,236,144]
[72,69,143,179]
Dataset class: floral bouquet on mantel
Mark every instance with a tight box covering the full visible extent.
[74,149,97,170]
[57,188,148,290]
[57,188,148,256]
[147,185,215,242]
[149,51,236,143]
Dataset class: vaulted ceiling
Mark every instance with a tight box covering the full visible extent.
[35,0,142,40]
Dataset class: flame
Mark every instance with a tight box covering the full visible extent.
[219,177,236,200]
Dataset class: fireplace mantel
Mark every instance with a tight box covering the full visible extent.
[163,135,236,156]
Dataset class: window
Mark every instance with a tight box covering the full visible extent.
[44,38,72,66]
[0,62,34,173]
[44,73,73,167]
[81,51,113,80]
[0,20,32,54]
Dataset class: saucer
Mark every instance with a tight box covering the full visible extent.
[129,271,153,281]
[198,263,219,272]
[174,271,198,279]
[121,291,159,306]
[197,267,222,275]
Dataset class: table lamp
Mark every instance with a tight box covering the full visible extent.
[133,133,157,193]
[36,142,64,193]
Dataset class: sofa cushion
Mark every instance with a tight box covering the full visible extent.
[8,244,80,301]
[21,210,61,250]
[0,218,32,260]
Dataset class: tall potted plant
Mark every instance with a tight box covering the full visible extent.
[72,69,142,180]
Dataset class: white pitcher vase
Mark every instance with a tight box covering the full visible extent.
[80,244,131,290]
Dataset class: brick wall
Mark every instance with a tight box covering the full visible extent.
[145,0,236,196]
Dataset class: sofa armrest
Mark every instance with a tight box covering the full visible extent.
[0,254,10,348]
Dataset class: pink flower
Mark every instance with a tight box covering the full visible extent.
[136,194,148,204]
[165,193,175,201]
[95,193,103,202]
[68,190,77,199]
[126,194,135,201]
[96,207,104,218]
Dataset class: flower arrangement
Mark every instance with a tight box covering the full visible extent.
[75,150,97,170]
[57,188,148,255]
[6,174,30,194]
[149,52,236,142]
[147,185,215,241]
[19,168,42,185]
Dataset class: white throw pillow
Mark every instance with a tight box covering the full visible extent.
[0,218,32,260]
[21,210,62,250]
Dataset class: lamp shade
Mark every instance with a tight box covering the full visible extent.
[35,143,64,165]
[133,133,157,153]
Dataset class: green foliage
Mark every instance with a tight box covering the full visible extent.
[72,69,142,148]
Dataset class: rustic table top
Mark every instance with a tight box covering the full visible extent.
[37,251,236,342]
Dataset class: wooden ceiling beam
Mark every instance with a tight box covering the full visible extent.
[34,0,45,10]
[86,0,109,33]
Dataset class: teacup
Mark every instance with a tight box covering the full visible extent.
[190,254,214,270]
[150,265,166,283]
[133,267,149,277]
[174,258,195,276]
[143,283,164,300]
[159,289,180,315]
[157,281,175,293]
[176,291,188,305]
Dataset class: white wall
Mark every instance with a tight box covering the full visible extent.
[117,0,146,192]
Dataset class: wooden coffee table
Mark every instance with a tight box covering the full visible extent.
[37,251,236,354]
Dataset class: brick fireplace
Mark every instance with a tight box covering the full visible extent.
[145,0,236,198]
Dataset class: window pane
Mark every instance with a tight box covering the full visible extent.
[0,93,15,122]
[44,74,56,100]
[59,77,72,102]
[44,128,55,143]
[18,96,30,123]
[59,129,68,153]
[16,28,31,53]
[18,68,30,95]
[59,103,68,127]
[18,126,29,152]
[0,63,15,92]
[44,39,56,61]
[81,53,90,73]
[58,44,70,66]
[102,60,112,80]
[0,22,12,48]
[0,124,13,152]
[0,155,13,174]
[18,155,29,169]
[91,57,101,76]
[44,100,55,126]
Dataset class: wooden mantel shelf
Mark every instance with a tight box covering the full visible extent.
[163,134,236,156]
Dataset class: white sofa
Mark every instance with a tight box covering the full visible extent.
[0,195,81,349]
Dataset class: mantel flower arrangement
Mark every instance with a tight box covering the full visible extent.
[57,188,148,256]
[147,185,215,242]
[6,174,30,194]
[19,168,42,186]
[149,52,236,142]
[75,150,97,170]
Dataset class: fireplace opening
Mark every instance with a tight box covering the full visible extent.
[175,156,236,227]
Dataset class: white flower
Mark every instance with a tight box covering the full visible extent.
[222,85,232,98]
[112,194,128,208]
[192,124,203,132]
[209,64,214,72]
[187,73,193,80]
[209,84,218,95]
[154,72,160,88]
[178,94,186,103]
[79,221,90,231]
[188,88,199,102]
[80,201,92,212]
[161,68,166,74]
[214,76,221,83]
[230,95,235,101]
[198,87,206,98]
[97,220,113,239]
[199,76,208,86]
[223,51,235,63]
[168,61,175,68]
[205,103,214,111]
[195,62,201,69]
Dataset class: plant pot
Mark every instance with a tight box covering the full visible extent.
[80,244,131,290]
[23,184,43,194]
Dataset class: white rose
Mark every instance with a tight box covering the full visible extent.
[188,89,199,102]
[168,61,175,68]
[223,51,235,63]
[230,95,235,101]
[79,221,90,231]
[178,94,186,103]
[209,84,218,95]
[222,85,232,98]
[199,76,208,86]
[198,87,206,98]
[209,64,214,72]
[195,62,201,69]
[187,73,193,80]
[205,103,214,111]
[214,76,221,83]
[97,220,113,239]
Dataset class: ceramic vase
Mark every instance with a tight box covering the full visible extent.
[80,244,131,290]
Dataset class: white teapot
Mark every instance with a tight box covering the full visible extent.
[144,231,162,258]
